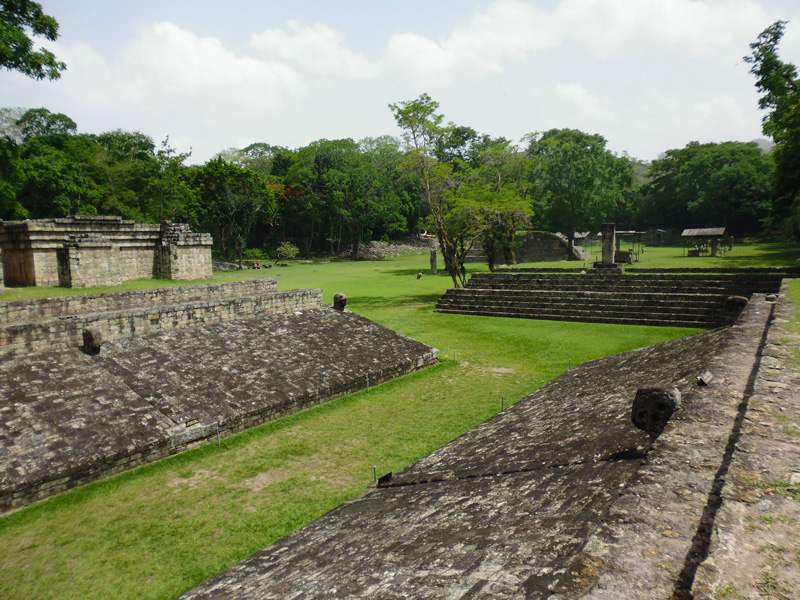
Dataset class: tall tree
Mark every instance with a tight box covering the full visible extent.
[389,94,480,287]
[641,141,772,233]
[472,140,533,270]
[526,129,633,258]
[192,158,277,268]
[16,107,76,139]
[745,20,800,236]
[0,0,65,80]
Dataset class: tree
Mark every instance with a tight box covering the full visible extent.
[0,106,26,142]
[389,94,479,287]
[640,142,772,233]
[0,0,66,80]
[471,140,533,270]
[191,158,278,268]
[17,136,94,217]
[146,137,195,222]
[745,20,800,236]
[526,129,633,258]
[0,135,22,218]
[16,107,76,139]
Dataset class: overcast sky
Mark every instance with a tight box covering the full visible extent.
[3,0,800,164]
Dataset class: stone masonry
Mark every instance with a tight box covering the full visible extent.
[0,216,212,289]
[0,305,439,512]
[178,296,777,600]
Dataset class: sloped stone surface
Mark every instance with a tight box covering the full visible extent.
[0,307,437,511]
[179,301,772,600]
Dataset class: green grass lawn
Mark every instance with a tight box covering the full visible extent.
[512,241,800,270]
[0,244,797,600]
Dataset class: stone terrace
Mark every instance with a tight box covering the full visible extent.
[0,308,438,512]
[179,295,776,599]
[436,271,786,328]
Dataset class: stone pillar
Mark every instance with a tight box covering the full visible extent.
[601,223,616,266]
[430,250,438,275]
[155,222,213,280]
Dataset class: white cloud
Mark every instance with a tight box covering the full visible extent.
[117,22,307,116]
[536,82,619,122]
[251,20,379,79]
[50,22,307,122]
[379,0,776,89]
[383,0,556,88]
[557,0,769,61]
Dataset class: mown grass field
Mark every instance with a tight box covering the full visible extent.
[0,243,798,600]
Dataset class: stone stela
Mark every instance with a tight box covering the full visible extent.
[594,222,623,272]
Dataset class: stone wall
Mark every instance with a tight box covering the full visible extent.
[0,287,317,357]
[0,278,279,325]
[0,216,212,288]
[465,231,586,264]
[177,297,774,600]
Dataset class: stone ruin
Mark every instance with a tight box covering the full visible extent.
[0,216,213,289]
[179,289,796,600]
[0,280,439,511]
[465,231,587,264]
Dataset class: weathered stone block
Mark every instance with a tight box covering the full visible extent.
[631,385,682,437]
[333,293,347,311]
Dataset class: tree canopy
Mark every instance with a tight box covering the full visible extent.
[639,141,772,233]
[526,128,633,257]
[0,0,65,80]
[745,20,800,237]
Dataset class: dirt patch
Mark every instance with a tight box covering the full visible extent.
[167,469,221,489]
[240,469,291,493]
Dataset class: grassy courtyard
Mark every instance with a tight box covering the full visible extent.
[0,243,798,600]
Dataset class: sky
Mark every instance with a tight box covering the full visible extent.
[3,0,800,164]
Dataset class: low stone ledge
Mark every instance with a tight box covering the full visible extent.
[0,278,278,325]
[0,286,317,357]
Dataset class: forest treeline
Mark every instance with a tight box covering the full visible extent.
[0,104,776,263]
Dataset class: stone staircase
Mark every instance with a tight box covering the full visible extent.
[435,271,786,328]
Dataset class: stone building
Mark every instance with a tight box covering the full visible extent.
[0,216,212,289]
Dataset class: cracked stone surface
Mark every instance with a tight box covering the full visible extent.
[179,299,774,600]
[692,283,800,600]
[0,307,438,510]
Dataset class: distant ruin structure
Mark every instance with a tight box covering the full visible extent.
[0,216,212,289]
[465,231,587,264]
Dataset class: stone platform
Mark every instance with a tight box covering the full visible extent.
[0,308,438,512]
[436,271,787,328]
[178,295,779,599]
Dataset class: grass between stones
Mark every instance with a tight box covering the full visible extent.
[0,246,797,600]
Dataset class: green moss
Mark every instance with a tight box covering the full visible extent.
[714,583,747,599]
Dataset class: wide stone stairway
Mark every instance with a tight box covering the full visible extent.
[435,271,786,328]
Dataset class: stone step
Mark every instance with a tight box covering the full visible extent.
[435,303,728,323]
[437,271,779,328]
[434,306,722,328]
[441,288,729,308]
[435,300,730,324]
[464,277,779,293]
[466,273,783,288]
